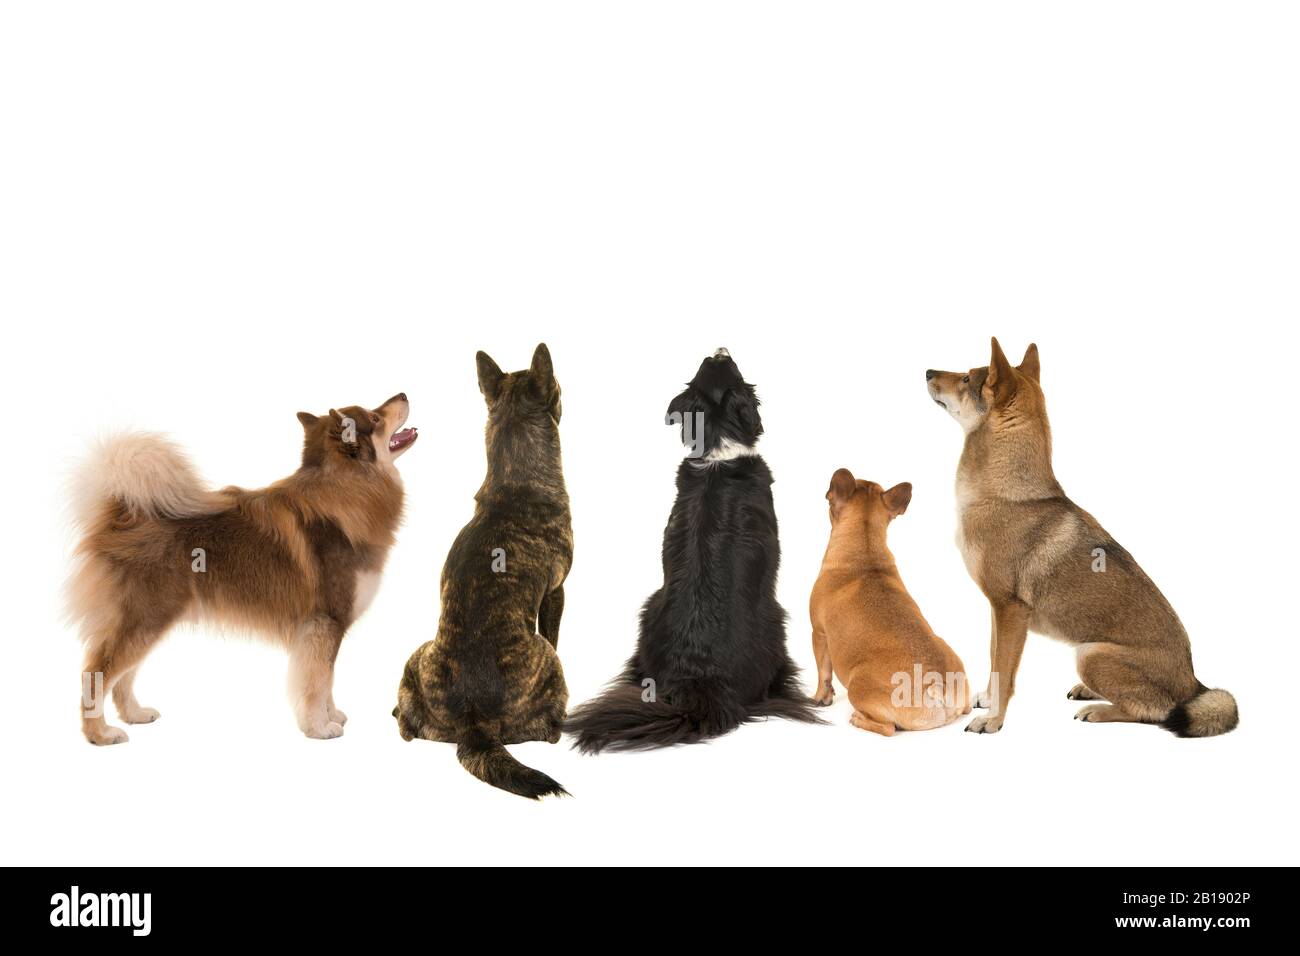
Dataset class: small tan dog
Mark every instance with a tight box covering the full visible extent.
[809,468,970,735]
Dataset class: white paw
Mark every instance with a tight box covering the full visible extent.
[88,725,130,745]
[122,707,161,724]
[965,714,1004,734]
[328,707,348,726]
[972,690,993,709]
[304,721,345,740]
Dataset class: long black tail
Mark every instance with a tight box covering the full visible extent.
[455,728,568,799]
[566,669,821,755]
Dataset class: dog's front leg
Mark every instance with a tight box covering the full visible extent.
[538,585,565,649]
[972,604,998,709]
[289,618,346,739]
[811,627,834,705]
[966,600,1030,734]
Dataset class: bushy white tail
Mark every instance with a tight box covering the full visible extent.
[70,432,216,526]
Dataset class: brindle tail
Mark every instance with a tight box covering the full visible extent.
[455,728,567,799]
[1160,686,1239,738]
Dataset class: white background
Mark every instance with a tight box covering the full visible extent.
[2,2,1297,866]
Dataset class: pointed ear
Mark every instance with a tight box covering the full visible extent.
[328,408,343,423]
[476,351,505,402]
[882,482,913,517]
[530,343,554,381]
[1018,343,1040,382]
[296,411,318,429]
[987,336,1014,390]
[529,342,557,399]
[827,468,857,504]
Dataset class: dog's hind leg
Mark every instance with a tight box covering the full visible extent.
[538,585,564,649]
[849,710,896,737]
[1074,703,1140,723]
[1073,642,1185,725]
[112,666,161,724]
[81,622,171,745]
[289,617,346,739]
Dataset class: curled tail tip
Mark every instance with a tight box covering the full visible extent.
[70,431,214,524]
[456,737,568,800]
[1162,687,1239,738]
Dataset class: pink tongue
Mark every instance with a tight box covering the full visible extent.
[389,427,416,448]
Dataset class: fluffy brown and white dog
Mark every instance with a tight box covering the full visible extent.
[68,395,417,745]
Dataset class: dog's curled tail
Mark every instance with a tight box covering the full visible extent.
[70,432,217,528]
[455,728,568,800]
[1160,686,1239,738]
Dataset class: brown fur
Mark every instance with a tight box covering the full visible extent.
[810,469,970,735]
[926,340,1237,736]
[68,394,416,744]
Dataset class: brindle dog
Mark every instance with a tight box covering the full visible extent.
[395,344,572,798]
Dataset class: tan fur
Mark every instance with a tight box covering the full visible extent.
[809,469,970,736]
[927,340,1237,736]
[67,395,416,745]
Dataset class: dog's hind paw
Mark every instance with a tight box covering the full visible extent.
[1066,683,1104,701]
[121,706,161,724]
[304,721,345,740]
[964,715,1003,734]
[87,725,130,746]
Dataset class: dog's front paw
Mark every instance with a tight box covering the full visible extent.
[965,714,1004,734]
[121,706,161,724]
[304,721,345,740]
[328,706,348,725]
[812,685,834,706]
[1066,683,1104,701]
[972,689,993,709]
[1074,704,1110,722]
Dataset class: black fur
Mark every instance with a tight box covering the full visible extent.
[566,349,820,753]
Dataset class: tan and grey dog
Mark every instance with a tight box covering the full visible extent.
[68,394,418,744]
[927,339,1237,736]
[810,469,970,735]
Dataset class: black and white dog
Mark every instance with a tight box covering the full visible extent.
[566,348,819,752]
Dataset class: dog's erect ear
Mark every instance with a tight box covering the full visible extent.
[1018,343,1040,382]
[529,342,558,401]
[530,343,554,383]
[986,336,1016,394]
[296,411,318,429]
[882,482,913,517]
[827,468,857,504]
[477,351,505,402]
